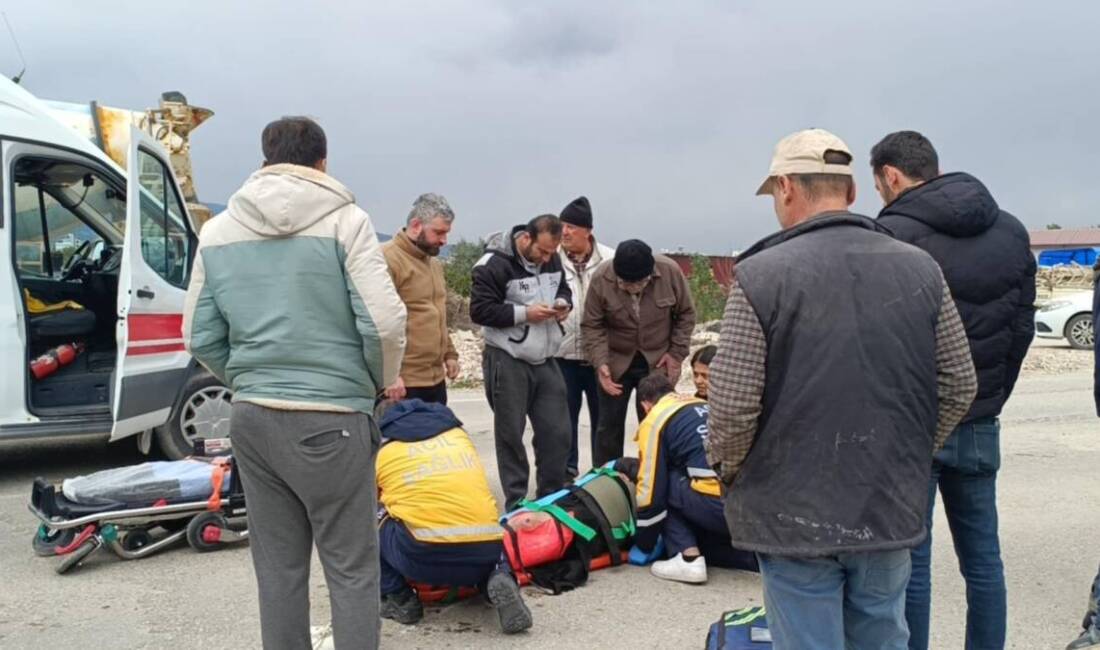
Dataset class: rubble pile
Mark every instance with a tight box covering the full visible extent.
[450,329,485,386]
[1022,345,1093,374]
[449,322,1092,387]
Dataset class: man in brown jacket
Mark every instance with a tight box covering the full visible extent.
[383,193,460,404]
[582,239,696,466]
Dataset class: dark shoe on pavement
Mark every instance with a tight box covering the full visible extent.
[381,587,423,625]
[1068,625,1100,649]
[486,571,532,634]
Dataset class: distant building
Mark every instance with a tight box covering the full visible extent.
[1028,228,1100,254]
[666,253,736,289]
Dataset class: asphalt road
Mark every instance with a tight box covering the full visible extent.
[1,361,1097,649]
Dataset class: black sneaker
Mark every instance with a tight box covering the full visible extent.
[381,587,423,625]
[1069,626,1100,649]
[486,571,532,634]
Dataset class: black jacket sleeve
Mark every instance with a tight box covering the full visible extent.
[470,257,518,328]
[1002,251,1036,401]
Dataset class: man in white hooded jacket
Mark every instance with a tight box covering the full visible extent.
[184,116,406,650]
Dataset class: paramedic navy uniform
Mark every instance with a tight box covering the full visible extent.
[634,394,757,570]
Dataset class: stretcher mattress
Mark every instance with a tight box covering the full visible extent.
[62,460,232,507]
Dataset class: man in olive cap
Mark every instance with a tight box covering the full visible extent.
[581,238,695,467]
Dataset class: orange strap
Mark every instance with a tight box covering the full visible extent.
[207,458,229,511]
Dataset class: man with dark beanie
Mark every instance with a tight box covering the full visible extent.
[556,196,615,477]
[582,238,695,466]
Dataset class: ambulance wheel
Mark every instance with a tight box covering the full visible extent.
[156,373,233,460]
[32,525,75,557]
[122,529,153,552]
[186,512,227,553]
[56,540,97,575]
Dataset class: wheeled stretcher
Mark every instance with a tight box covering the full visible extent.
[28,438,248,574]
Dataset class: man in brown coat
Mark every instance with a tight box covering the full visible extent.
[582,239,695,466]
[383,193,460,404]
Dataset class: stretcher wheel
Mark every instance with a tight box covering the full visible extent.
[56,539,97,575]
[122,529,152,552]
[186,512,228,553]
[158,518,189,533]
[33,525,75,558]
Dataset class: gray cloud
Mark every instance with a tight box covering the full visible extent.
[4,1,1098,252]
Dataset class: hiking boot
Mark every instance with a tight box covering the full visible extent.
[381,586,423,625]
[651,553,708,584]
[486,571,533,634]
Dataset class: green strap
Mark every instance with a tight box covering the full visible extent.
[518,499,597,542]
[724,606,766,626]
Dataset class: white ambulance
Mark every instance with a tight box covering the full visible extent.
[0,78,230,459]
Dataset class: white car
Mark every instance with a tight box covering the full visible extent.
[0,77,230,458]
[1035,290,1094,350]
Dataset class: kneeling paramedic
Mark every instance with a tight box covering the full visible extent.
[617,374,757,584]
[375,399,532,634]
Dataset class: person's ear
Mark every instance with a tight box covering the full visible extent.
[884,165,904,193]
[848,179,857,205]
[314,158,328,173]
[776,176,794,206]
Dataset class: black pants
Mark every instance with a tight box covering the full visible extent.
[483,346,570,510]
[557,358,600,476]
[405,381,448,405]
[594,352,650,466]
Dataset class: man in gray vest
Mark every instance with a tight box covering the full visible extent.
[705,128,978,649]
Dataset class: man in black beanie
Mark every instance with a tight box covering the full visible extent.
[581,238,696,466]
[556,196,616,477]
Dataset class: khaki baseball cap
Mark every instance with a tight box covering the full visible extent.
[756,128,854,195]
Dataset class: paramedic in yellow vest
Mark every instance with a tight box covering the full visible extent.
[616,374,758,584]
[375,399,532,634]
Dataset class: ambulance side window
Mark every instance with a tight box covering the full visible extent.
[136,148,191,288]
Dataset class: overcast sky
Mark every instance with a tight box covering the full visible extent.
[6,1,1099,252]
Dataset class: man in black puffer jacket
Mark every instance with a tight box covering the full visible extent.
[872,131,1036,650]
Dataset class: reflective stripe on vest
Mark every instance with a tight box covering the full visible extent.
[407,524,504,540]
[635,394,707,508]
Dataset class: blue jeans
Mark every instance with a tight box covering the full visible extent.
[379,519,507,596]
[906,417,1005,650]
[557,358,600,475]
[759,550,912,649]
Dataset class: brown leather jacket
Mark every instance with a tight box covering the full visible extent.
[581,254,696,380]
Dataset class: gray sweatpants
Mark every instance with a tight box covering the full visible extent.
[482,345,570,510]
[230,402,380,650]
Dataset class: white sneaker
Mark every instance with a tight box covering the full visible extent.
[650,553,707,584]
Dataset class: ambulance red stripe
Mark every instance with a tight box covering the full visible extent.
[128,314,184,341]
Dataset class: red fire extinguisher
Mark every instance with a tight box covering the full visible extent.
[30,342,86,380]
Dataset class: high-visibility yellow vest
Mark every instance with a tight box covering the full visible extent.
[376,427,503,544]
[635,394,721,507]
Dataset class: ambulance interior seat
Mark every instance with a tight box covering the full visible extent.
[30,308,97,339]
[13,158,124,414]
